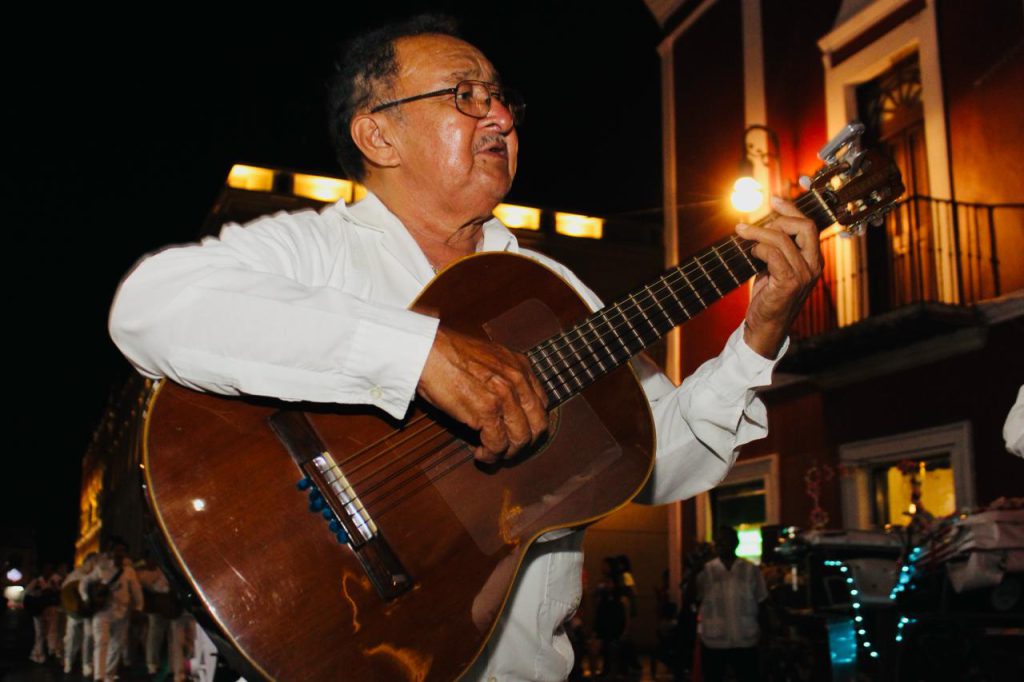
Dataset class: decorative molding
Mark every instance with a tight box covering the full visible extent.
[643,0,690,27]
[658,0,720,55]
[818,0,918,56]
[820,0,957,309]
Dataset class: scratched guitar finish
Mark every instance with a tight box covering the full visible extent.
[142,132,903,681]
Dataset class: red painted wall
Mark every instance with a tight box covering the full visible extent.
[762,1,841,192]
[670,0,750,375]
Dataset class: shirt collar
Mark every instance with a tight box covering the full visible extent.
[341,191,521,280]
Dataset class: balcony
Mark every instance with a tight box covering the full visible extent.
[782,197,1024,373]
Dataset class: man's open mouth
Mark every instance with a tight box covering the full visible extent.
[476,136,508,158]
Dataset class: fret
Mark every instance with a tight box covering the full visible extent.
[605,304,641,356]
[643,283,675,330]
[560,328,596,383]
[545,376,567,404]
[628,292,661,338]
[694,256,723,297]
[679,267,707,308]
[618,300,648,349]
[711,244,740,286]
[732,236,758,273]
[528,347,555,383]
[584,317,615,371]
[663,275,693,320]
[549,337,585,391]
[559,355,587,391]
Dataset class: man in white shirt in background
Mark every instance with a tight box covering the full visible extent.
[108,14,820,681]
[137,556,191,682]
[26,564,62,664]
[697,526,769,682]
[61,552,98,676]
[81,539,143,682]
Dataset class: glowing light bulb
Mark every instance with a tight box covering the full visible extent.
[730,177,764,212]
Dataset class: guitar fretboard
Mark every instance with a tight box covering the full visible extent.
[527,190,834,406]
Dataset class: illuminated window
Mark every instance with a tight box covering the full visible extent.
[710,479,767,563]
[227,164,275,192]
[493,203,541,230]
[839,423,974,530]
[872,456,955,526]
[293,174,353,203]
[554,212,603,239]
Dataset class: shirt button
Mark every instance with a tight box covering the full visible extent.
[369,386,383,400]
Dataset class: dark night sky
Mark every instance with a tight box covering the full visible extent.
[6,2,663,564]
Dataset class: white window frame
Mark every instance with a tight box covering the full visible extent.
[695,454,780,542]
[838,421,975,529]
[818,0,959,316]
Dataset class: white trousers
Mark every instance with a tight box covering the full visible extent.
[93,611,129,681]
[145,612,191,681]
[63,616,93,673]
[30,606,60,661]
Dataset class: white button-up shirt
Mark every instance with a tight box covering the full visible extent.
[110,192,784,681]
[697,557,768,649]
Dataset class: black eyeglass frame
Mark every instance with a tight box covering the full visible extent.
[369,80,525,125]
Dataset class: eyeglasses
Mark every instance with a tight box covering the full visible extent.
[370,80,526,126]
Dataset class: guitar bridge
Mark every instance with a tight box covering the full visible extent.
[267,410,413,601]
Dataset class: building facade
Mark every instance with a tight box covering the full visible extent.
[653,0,1023,599]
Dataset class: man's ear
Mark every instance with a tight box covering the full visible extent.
[350,114,400,169]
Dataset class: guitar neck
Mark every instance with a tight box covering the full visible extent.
[527,190,834,406]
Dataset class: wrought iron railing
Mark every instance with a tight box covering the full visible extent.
[791,197,1024,340]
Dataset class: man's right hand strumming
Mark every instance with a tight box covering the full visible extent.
[417,326,550,464]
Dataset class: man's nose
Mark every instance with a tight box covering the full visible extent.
[482,97,515,133]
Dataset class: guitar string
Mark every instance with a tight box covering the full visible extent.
[362,439,469,515]
[530,192,827,398]
[327,242,758,511]
[531,240,759,400]
[368,440,474,518]
[313,193,832,516]
[530,192,822,381]
[346,424,457,501]
[529,237,755,396]
[324,193,822,478]
[316,237,748,484]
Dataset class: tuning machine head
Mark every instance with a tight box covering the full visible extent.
[818,121,866,167]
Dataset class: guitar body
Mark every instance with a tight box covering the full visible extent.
[143,253,656,681]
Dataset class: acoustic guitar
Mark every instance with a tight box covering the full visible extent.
[141,124,902,681]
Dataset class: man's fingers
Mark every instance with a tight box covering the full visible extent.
[488,375,533,451]
[738,223,808,286]
[418,326,551,464]
[770,197,822,275]
[476,413,510,463]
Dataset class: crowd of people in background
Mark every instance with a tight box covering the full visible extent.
[20,538,194,681]
[564,528,769,682]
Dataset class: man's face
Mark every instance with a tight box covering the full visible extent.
[383,34,519,221]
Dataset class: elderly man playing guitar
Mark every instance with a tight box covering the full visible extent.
[110,14,821,682]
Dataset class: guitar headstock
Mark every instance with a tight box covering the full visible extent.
[806,122,905,235]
